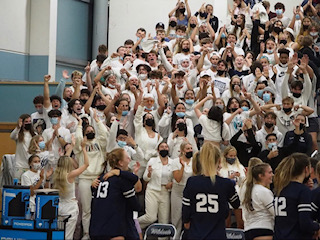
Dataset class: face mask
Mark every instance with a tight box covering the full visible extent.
[24,123,32,130]
[295,14,300,20]
[200,12,207,18]
[117,141,127,148]
[231,107,238,112]
[36,108,43,114]
[283,107,292,113]
[141,53,147,59]
[179,8,186,13]
[217,70,225,76]
[65,97,71,102]
[145,118,154,126]
[263,93,271,103]
[310,32,319,37]
[232,84,240,91]
[257,90,264,98]
[86,132,95,140]
[122,110,129,116]
[80,99,88,105]
[176,112,185,118]
[190,23,196,28]
[139,74,148,80]
[241,106,249,111]
[32,163,41,171]
[279,62,288,68]
[292,92,301,98]
[221,33,226,38]
[96,105,106,111]
[176,35,185,39]
[268,142,277,150]
[265,122,274,129]
[145,106,154,111]
[39,141,46,150]
[275,9,283,15]
[226,157,236,165]
[303,25,309,31]
[185,99,194,105]
[159,149,169,157]
[273,27,282,34]
[108,83,115,88]
[266,49,273,54]
[185,151,193,159]
[50,117,59,125]
[212,64,217,68]
[182,48,190,53]
[177,122,186,131]
[216,104,224,110]
[169,21,177,27]
[280,39,287,45]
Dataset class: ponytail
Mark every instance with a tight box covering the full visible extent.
[200,142,220,183]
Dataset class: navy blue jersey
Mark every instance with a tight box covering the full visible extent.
[311,187,320,222]
[274,182,319,240]
[182,175,240,240]
[89,172,140,239]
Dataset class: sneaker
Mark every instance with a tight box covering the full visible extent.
[81,233,90,240]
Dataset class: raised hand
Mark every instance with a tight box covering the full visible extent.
[44,75,51,82]
[62,70,70,79]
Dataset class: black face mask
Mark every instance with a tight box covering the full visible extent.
[283,107,292,113]
[232,84,240,90]
[182,48,190,53]
[303,174,311,184]
[134,84,140,89]
[177,122,186,131]
[82,121,89,129]
[265,122,274,129]
[217,70,225,76]
[159,149,169,157]
[86,132,95,140]
[231,107,238,112]
[65,97,71,102]
[190,23,196,28]
[200,12,207,18]
[24,123,32,130]
[292,92,301,98]
[141,53,147,59]
[303,25,309,31]
[80,99,88,105]
[169,21,177,27]
[179,8,186,13]
[185,151,193,159]
[279,39,287,45]
[96,105,106,111]
[145,118,154,127]
[273,27,282,34]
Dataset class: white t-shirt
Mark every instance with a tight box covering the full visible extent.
[171,158,193,186]
[199,115,231,142]
[21,170,42,212]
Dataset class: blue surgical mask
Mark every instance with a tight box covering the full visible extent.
[144,106,154,111]
[266,49,273,54]
[257,90,264,98]
[39,141,46,150]
[176,112,186,118]
[226,157,236,165]
[275,9,283,15]
[268,142,277,150]
[117,141,127,148]
[263,93,271,103]
[241,106,249,111]
[185,99,194,105]
[122,110,129,116]
[50,117,59,125]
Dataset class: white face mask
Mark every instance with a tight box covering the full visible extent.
[139,74,148,80]
[32,163,41,171]
[310,32,319,37]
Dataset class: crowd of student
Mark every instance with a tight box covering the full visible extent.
[7,0,320,239]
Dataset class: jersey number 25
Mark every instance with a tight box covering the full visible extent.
[196,193,219,213]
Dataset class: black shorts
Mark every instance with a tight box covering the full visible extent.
[307,117,319,133]
[244,228,273,240]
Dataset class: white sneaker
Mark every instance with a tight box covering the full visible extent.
[81,233,90,240]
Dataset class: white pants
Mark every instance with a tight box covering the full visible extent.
[138,186,170,229]
[171,183,184,238]
[59,200,79,240]
[79,178,94,234]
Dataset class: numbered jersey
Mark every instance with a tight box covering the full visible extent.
[182,175,240,240]
[274,181,319,240]
[89,173,140,238]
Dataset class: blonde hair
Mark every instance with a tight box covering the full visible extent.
[243,163,270,211]
[179,142,192,157]
[104,148,125,169]
[192,151,201,175]
[28,135,44,154]
[53,156,74,197]
[221,146,241,169]
[274,153,310,196]
[200,142,221,183]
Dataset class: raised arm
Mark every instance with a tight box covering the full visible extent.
[194,95,214,118]
[84,85,98,114]
[43,75,51,108]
